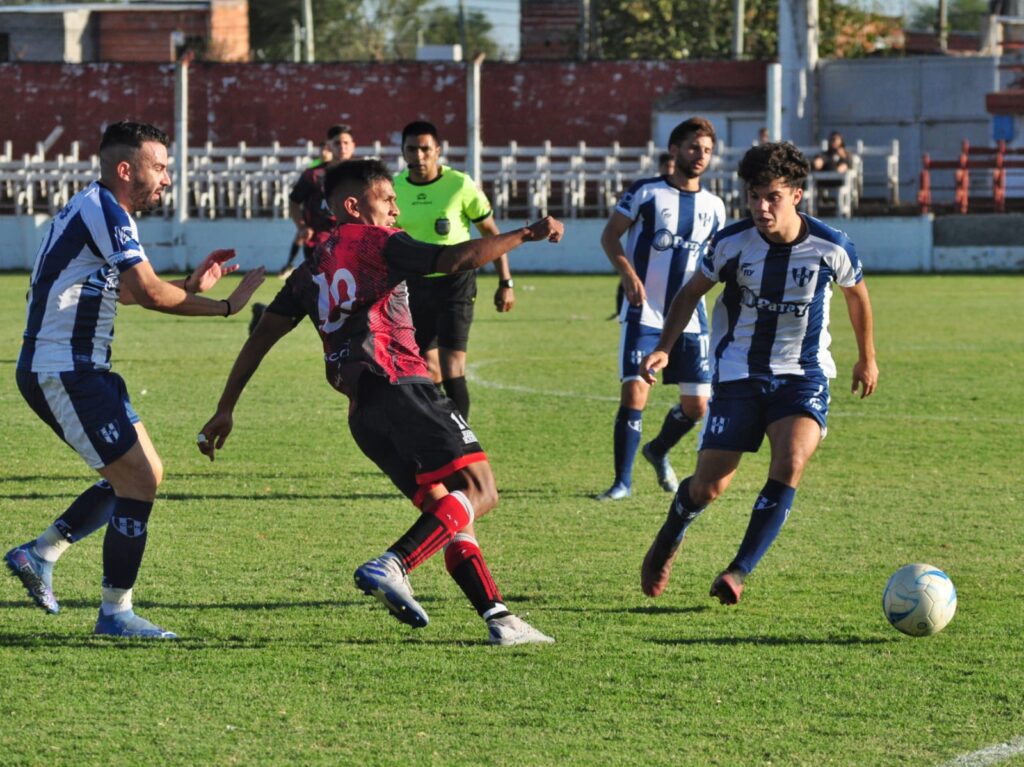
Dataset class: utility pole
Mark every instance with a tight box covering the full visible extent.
[937,0,948,52]
[302,0,315,62]
[173,53,190,270]
[580,0,591,60]
[732,0,745,59]
[458,0,468,54]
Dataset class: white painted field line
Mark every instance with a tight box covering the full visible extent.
[935,736,1024,767]
[466,362,1024,424]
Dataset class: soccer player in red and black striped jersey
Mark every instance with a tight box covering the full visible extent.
[198,159,562,646]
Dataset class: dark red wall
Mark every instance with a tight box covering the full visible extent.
[0,60,765,155]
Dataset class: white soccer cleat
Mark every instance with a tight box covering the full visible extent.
[353,553,429,628]
[487,614,555,646]
[594,482,631,501]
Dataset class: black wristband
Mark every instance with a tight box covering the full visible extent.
[184,270,195,292]
[221,299,231,317]
[499,278,515,289]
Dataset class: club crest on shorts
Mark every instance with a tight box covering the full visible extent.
[709,416,729,434]
[96,421,121,444]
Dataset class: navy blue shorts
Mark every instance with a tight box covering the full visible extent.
[619,315,711,394]
[16,368,140,469]
[698,375,830,453]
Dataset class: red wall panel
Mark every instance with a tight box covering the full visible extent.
[0,60,765,156]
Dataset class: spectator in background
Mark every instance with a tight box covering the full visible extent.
[758,127,770,145]
[281,124,356,277]
[812,131,852,173]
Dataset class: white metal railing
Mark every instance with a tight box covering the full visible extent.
[0,138,898,220]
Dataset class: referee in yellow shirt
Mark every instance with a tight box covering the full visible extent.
[394,120,515,419]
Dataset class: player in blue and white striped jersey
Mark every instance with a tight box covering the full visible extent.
[639,141,878,605]
[597,117,727,501]
[5,121,265,638]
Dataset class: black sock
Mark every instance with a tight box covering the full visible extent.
[101,497,153,590]
[55,480,116,543]
[442,376,470,419]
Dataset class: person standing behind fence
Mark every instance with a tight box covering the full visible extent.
[596,116,726,502]
[393,120,514,420]
[5,120,264,638]
[281,124,356,278]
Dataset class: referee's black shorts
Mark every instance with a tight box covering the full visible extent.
[408,271,477,353]
[348,373,486,503]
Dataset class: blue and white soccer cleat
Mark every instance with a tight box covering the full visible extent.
[486,615,555,646]
[642,442,679,493]
[93,609,178,639]
[595,482,632,501]
[353,553,429,629]
[5,543,59,614]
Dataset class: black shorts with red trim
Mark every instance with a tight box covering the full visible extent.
[348,373,486,500]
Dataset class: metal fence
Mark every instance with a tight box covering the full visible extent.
[0,138,899,220]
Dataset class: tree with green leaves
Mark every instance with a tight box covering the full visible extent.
[249,0,498,62]
[909,0,989,32]
[590,0,900,60]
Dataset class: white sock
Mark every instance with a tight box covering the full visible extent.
[34,525,71,563]
[100,587,133,616]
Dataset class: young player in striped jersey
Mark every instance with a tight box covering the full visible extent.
[198,160,561,646]
[640,141,878,605]
[5,121,265,638]
[597,117,726,501]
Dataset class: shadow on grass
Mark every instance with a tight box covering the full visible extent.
[0,631,498,650]
[1,491,401,502]
[650,635,893,646]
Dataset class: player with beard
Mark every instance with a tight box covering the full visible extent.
[6,121,264,638]
[596,117,726,501]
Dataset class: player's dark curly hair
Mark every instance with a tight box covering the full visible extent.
[99,121,169,153]
[323,158,393,202]
[737,141,810,189]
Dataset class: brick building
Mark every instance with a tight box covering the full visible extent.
[0,1,249,63]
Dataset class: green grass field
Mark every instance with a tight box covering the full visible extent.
[1,271,1022,766]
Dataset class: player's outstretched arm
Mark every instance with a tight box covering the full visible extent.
[198,311,296,461]
[175,249,241,294]
[840,280,878,398]
[435,216,563,275]
[477,216,516,313]
[120,261,265,316]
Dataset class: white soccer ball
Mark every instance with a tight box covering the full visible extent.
[882,563,957,637]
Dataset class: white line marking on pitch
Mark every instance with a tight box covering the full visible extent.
[466,362,1024,424]
[935,736,1024,767]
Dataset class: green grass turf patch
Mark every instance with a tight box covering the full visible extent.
[1,272,1022,766]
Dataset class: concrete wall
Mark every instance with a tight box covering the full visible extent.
[4,214,1020,275]
[818,56,998,205]
[0,12,93,63]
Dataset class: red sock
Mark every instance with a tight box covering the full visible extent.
[390,492,473,572]
[444,533,508,619]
